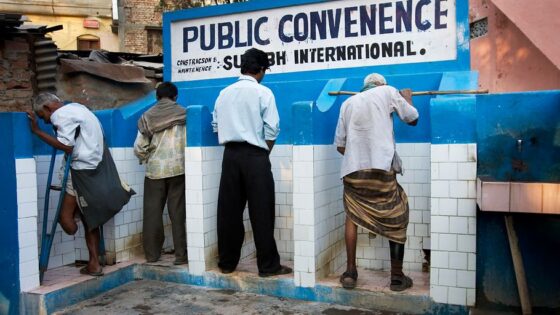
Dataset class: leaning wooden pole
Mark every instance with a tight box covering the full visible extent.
[505,215,532,315]
[328,89,489,96]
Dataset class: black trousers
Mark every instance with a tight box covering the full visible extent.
[217,142,281,273]
[143,174,187,262]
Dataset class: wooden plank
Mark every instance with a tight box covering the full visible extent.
[504,215,532,315]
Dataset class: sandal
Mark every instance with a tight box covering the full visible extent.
[79,266,104,277]
[390,274,413,291]
[339,270,358,289]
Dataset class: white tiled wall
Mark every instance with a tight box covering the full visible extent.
[35,154,76,269]
[185,146,222,274]
[355,143,431,272]
[109,148,156,262]
[16,158,40,291]
[313,146,345,278]
[293,145,345,287]
[293,145,317,287]
[430,144,477,306]
[186,145,294,275]
[35,148,172,270]
[271,145,294,260]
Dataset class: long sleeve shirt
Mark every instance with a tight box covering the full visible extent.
[212,75,280,151]
[133,124,185,179]
[334,85,419,178]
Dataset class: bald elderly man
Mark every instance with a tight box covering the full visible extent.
[334,73,419,291]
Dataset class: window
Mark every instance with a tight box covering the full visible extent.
[77,34,100,50]
[146,27,163,54]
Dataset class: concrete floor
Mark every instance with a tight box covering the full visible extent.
[53,280,408,315]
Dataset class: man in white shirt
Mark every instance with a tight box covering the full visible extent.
[334,73,418,291]
[212,48,291,277]
[27,93,105,276]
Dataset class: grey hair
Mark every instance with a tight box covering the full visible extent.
[32,93,62,113]
[363,73,387,87]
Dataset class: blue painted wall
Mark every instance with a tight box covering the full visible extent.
[476,211,560,312]
[474,91,560,312]
[476,91,560,182]
[163,0,472,147]
[0,113,21,315]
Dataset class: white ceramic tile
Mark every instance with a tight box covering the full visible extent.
[431,216,450,233]
[431,145,449,162]
[449,144,468,162]
[15,159,36,174]
[432,181,450,198]
[457,235,476,253]
[431,250,449,268]
[439,163,458,180]
[450,217,468,234]
[439,198,458,216]
[439,268,457,286]
[439,234,457,251]
[457,270,476,289]
[467,288,476,306]
[448,287,467,305]
[449,181,468,198]
[430,285,448,304]
[449,251,468,270]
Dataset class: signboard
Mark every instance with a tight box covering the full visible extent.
[170,0,457,81]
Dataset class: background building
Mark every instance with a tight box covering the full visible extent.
[0,0,119,51]
[470,0,560,92]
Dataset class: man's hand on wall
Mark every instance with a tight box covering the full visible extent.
[26,110,40,133]
[399,89,413,106]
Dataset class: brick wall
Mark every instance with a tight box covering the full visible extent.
[0,37,34,112]
[122,0,162,53]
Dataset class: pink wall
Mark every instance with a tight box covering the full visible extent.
[470,0,560,92]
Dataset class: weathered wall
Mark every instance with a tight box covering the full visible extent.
[25,14,119,52]
[0,37,34,112]
[120,0,162,54]
[470,0,560,92]
[0,0,112,17]
[55,72,154,110]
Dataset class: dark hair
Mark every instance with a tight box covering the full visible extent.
[156,82,178,100]
[240,48,270,75]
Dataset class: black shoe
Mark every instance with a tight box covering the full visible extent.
[220,268,235,274]
[145,257,160,263]
[258,265,293,278]
[173,258,188,265]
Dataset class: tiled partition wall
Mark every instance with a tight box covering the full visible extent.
[16,158,40,291]
[430,144,477,306]
[355,143,432,272]
[185,145,294,275]
[34,148,173,270]
[292,145,346,287]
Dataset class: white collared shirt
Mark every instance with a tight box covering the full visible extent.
[50,103,104,170]
[212,75,280,150]
[334,85,419,178]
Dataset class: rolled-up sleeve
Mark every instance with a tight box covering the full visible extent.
[51,113,78,147]
[212,97,219,133]
[334,106,347,147]
[261,91,280,140]
[133,131,151,164]
[392,88,419,123]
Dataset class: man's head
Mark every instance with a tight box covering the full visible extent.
[240,48,270,82]
[362,73,387,91]
[32,93,63,124]
[156,82,178,101]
